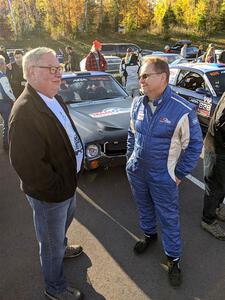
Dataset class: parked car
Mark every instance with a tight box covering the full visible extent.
[59,71,132,170]
[169,40,198,59]
[100,43,141,58]
[142,53,188,65]
[80,55,122,75]
[141,49,157,56]
[169,63,225,129]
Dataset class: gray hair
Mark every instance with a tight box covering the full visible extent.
[23,47,56,80]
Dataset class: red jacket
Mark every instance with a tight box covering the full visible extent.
[85,51,107,71]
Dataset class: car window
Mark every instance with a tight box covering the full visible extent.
[186,47,198,54]
[118,45,129,52]
[101,45,115,51]
[206,70,225,97]
[169,68,180,85]
[59,76,128,103]
[177,71,206,91]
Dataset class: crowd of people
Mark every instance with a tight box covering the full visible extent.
[0,40,225,299]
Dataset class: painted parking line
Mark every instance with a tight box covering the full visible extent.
[186,174,205,190]
[77,187,139,241]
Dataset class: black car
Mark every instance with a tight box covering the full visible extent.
[169,63,225,129]
[59,71,132,170]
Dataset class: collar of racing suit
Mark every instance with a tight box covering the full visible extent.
[143,85,171,108]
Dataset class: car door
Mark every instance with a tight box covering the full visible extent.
[170,69,213,126]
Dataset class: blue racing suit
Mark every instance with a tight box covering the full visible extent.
[126,86,203,258]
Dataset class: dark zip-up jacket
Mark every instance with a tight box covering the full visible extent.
[9,84,83,203]
[204,92,225,155]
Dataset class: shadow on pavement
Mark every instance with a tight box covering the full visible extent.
[76,166,225,300]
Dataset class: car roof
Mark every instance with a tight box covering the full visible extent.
[62,71,111,79]
[170,63,225,73]
[101,43,140,47]
[152,53,181,57]
[175,40,192,45]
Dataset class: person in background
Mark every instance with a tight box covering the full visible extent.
[9,47,84,300]
[126,57,203,287]
[201,92,225,240]
[205,46,216,63]
[120,48,140,97]
[0,45,10,64]
[180,43,188,58]
[218,50,225,64]
[7,49,26,98]
[85,40,107,72]
[196,45,204,59]
[0,55,15,151]
[164,45,172,53]
[65,46,80,72]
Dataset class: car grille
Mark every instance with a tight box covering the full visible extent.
[103,140,127,156]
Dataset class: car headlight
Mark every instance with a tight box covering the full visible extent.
[86,144,100,159]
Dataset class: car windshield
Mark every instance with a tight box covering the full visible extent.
[206,70,225,96]
[59,75,128,103]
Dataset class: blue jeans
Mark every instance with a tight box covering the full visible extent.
[26,194,76,295]
[0,100,12,146]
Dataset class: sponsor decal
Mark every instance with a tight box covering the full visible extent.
[159,116,171,124]
[137,103,144,120]
[197,101,212,117]
[209,71,220,76]
[72,78,88,82]
[89,107,130,118]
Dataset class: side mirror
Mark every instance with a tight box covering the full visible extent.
[195,88,211,97]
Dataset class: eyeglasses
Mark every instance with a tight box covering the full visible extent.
[33,66,63,74]
[138,72,162,80]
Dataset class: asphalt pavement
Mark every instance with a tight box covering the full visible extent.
[1,133,225,300]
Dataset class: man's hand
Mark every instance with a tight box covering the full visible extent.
[175,177,181,186]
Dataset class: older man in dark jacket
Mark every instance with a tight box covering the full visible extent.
[9,47,84,300]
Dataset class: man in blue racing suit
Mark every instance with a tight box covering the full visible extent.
[126,57,203,287]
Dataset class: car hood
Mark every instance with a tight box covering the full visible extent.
[67,98,131,143]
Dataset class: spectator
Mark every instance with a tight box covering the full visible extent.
[85,40,107,72]
[65,46,80,71]
[0,55,15,150]
[164,45,172,53]
[7,49,26,98]
[126,57,203,287]
[205,46,216,63]
[218,50,225,64]
[0,45,10,64]
[180,43,188,58]
[120,48,140,97]
[196,45,204,59]
[201,92,225,240]
[9,47,84,300]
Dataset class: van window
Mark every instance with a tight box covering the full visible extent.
[118,45,130,52]
[101,45,116,51]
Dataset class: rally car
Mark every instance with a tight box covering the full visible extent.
[59,71,132,170]
[169,63,225,130]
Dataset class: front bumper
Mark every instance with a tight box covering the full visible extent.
[84,153,126,170]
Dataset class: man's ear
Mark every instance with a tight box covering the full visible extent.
[161,72,167,83]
